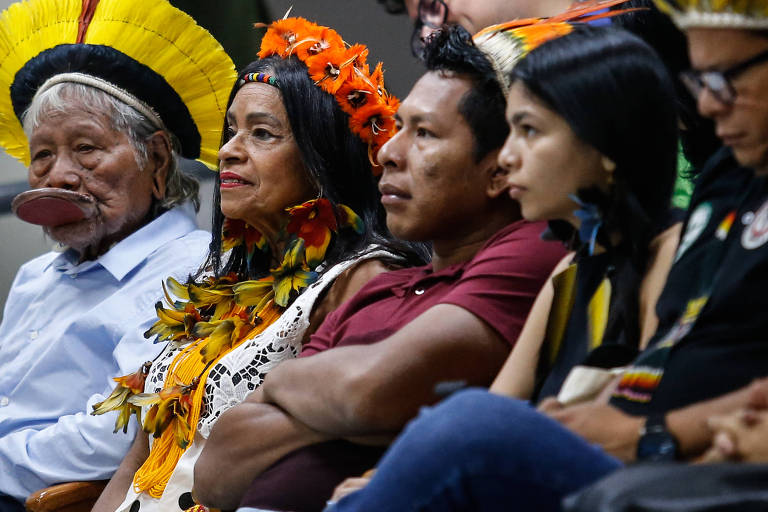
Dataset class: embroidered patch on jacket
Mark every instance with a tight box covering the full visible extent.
[675,202,712,261]
[742,199,768,250]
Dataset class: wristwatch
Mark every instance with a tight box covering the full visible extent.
[636,413,679,462]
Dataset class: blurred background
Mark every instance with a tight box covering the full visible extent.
[0,0,422,316]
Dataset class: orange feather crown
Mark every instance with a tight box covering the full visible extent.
[254,16,399,170]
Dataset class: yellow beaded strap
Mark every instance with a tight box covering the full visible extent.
[132,304,281,498]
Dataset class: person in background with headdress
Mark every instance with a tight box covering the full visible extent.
[389,0,576,57]
[0,0,235,508]
[92,15,427,512]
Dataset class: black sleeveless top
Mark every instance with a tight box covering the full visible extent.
[534,251,635,403]
[612,148,768,415]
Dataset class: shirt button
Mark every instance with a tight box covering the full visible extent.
[29,330,39,340]
[0,396,9,407]
[414,288,425,295]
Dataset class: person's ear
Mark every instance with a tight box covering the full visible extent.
[146,131,171,200]
[482,149,509,199]
[487,165,511,199]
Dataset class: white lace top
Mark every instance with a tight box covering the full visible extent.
[145,247,393,438]
[117,248,394,512]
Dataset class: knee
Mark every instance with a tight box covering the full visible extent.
[401,389,530,453]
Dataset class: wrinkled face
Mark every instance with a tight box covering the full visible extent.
[27,110,159,257]
[377,71,498,242]
[218,82,315,234]
[687,29,768,174]
[498,82,607,224]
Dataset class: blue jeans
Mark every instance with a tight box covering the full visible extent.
[326,389,623,512]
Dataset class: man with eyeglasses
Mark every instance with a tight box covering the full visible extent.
[407,0,575,56]
[563,2,768,509]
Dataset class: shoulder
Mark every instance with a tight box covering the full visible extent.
[691,147,753,203]
[143,228,210,274]
[552,252,577,276]
[16,251,59,275]
[9,251,60,297]
[467,220,566,274]
[315,258,401,319]
[150,228,210,256]
[480,220,560,254]
[650,223,682,256]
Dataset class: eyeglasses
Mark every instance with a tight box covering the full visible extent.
[680,47,768,105]
[410,0,448,58]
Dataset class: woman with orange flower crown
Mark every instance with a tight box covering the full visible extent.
[91,14,424,512]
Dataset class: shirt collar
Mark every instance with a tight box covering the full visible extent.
[47,202,199,281]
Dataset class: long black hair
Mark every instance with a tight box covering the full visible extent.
[510,25,678,348]
[203,56,428,280]
[610,0,721,173]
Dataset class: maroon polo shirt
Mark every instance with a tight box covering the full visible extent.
[239,220,566,512]
[302,219,564,356]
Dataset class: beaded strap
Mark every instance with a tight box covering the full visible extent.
[239,72,279,88]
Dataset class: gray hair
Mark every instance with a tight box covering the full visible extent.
[22,82,200,214]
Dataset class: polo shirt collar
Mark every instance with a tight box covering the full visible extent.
[47,202,198,281]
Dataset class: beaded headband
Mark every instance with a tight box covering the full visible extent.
[36,72,166,130]
[653,0,768,29]
[240,72,279,88]
[253,16,399,169]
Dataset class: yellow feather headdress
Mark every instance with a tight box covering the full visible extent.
[473,0,637,95]
[653,0,768,29]
[0,0,237,168]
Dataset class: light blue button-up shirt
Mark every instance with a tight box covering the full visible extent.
[0,203,210,500]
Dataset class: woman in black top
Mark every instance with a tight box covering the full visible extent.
[492,24,680,403]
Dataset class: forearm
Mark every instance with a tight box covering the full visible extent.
[264,327,508,436]
[92,434,149,512]
[194,402,330,510]
[554,378,768,464]
[261,345,400,435]
[0,412,135,500]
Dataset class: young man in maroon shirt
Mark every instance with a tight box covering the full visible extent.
[193,26,565,511]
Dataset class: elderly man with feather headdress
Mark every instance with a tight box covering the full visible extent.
[0,0,235,508]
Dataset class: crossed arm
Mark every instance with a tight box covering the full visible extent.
[194,303,510,508]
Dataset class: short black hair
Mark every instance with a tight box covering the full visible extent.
[421,24,509,162]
